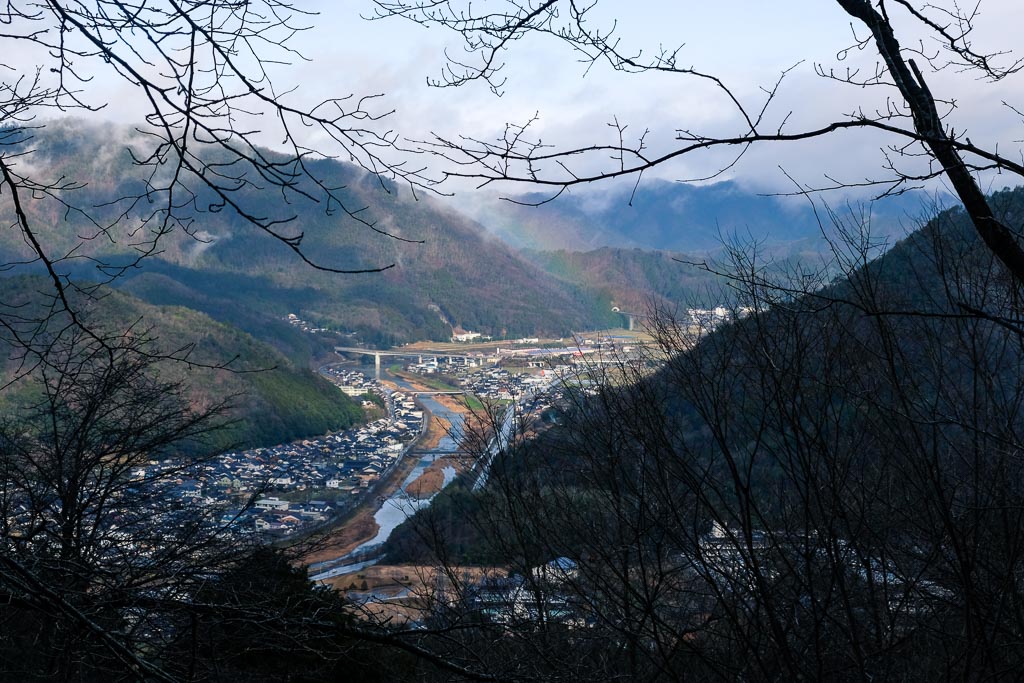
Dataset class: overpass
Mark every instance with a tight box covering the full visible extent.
[335,346,482,379]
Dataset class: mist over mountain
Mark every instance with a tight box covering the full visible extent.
[2,121,878,352]
[0,121,629,344]
[466,178,944,256]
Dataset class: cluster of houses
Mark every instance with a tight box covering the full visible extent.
[150,370,425,538]
[404,362,552,403]
[686,306,755,329]
[285,312,333,334]
[457,368,552,402]
[461,558,584,628]
[320,366,384,401]
[406,355,483,375]
[439,521,952,635]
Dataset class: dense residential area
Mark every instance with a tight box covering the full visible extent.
[132,359,565,542]
[141,370,424,538]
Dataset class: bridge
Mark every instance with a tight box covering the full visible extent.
[611,307,648,331]
[335,346,482,379]
[409,390,466,396]
[405,448,472,457]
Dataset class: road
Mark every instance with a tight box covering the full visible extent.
[472,380,552,492]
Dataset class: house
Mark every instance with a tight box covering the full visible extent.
[531,557,579,584]
[178,482,203,499]
[255,497,290,511]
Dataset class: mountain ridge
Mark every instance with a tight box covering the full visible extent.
[465,178,945,257]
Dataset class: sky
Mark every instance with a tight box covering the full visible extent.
[11,0,1024,202]
[315,2,1023,192]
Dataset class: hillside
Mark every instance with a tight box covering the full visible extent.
[0,277,364,451]
[0,120,620,345]
[522,246,727,313]
[468,178,939,256]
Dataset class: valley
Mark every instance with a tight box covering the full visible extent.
[1,119,1021,681]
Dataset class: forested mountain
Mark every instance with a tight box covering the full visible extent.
[470,178,939,256]
[0,121,625,345]
[2,122,871,348]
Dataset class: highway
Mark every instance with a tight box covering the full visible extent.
[335,345,479,360]
[472,380,552,492]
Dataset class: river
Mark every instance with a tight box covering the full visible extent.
[309,371,462,581]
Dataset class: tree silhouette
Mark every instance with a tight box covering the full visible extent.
[349,4,1024,677]
[0,3,433,678]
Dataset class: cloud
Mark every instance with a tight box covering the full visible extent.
[14,0,1019,208]
[309,0,1024,202]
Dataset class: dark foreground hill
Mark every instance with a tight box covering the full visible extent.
[383,187,1024,680]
